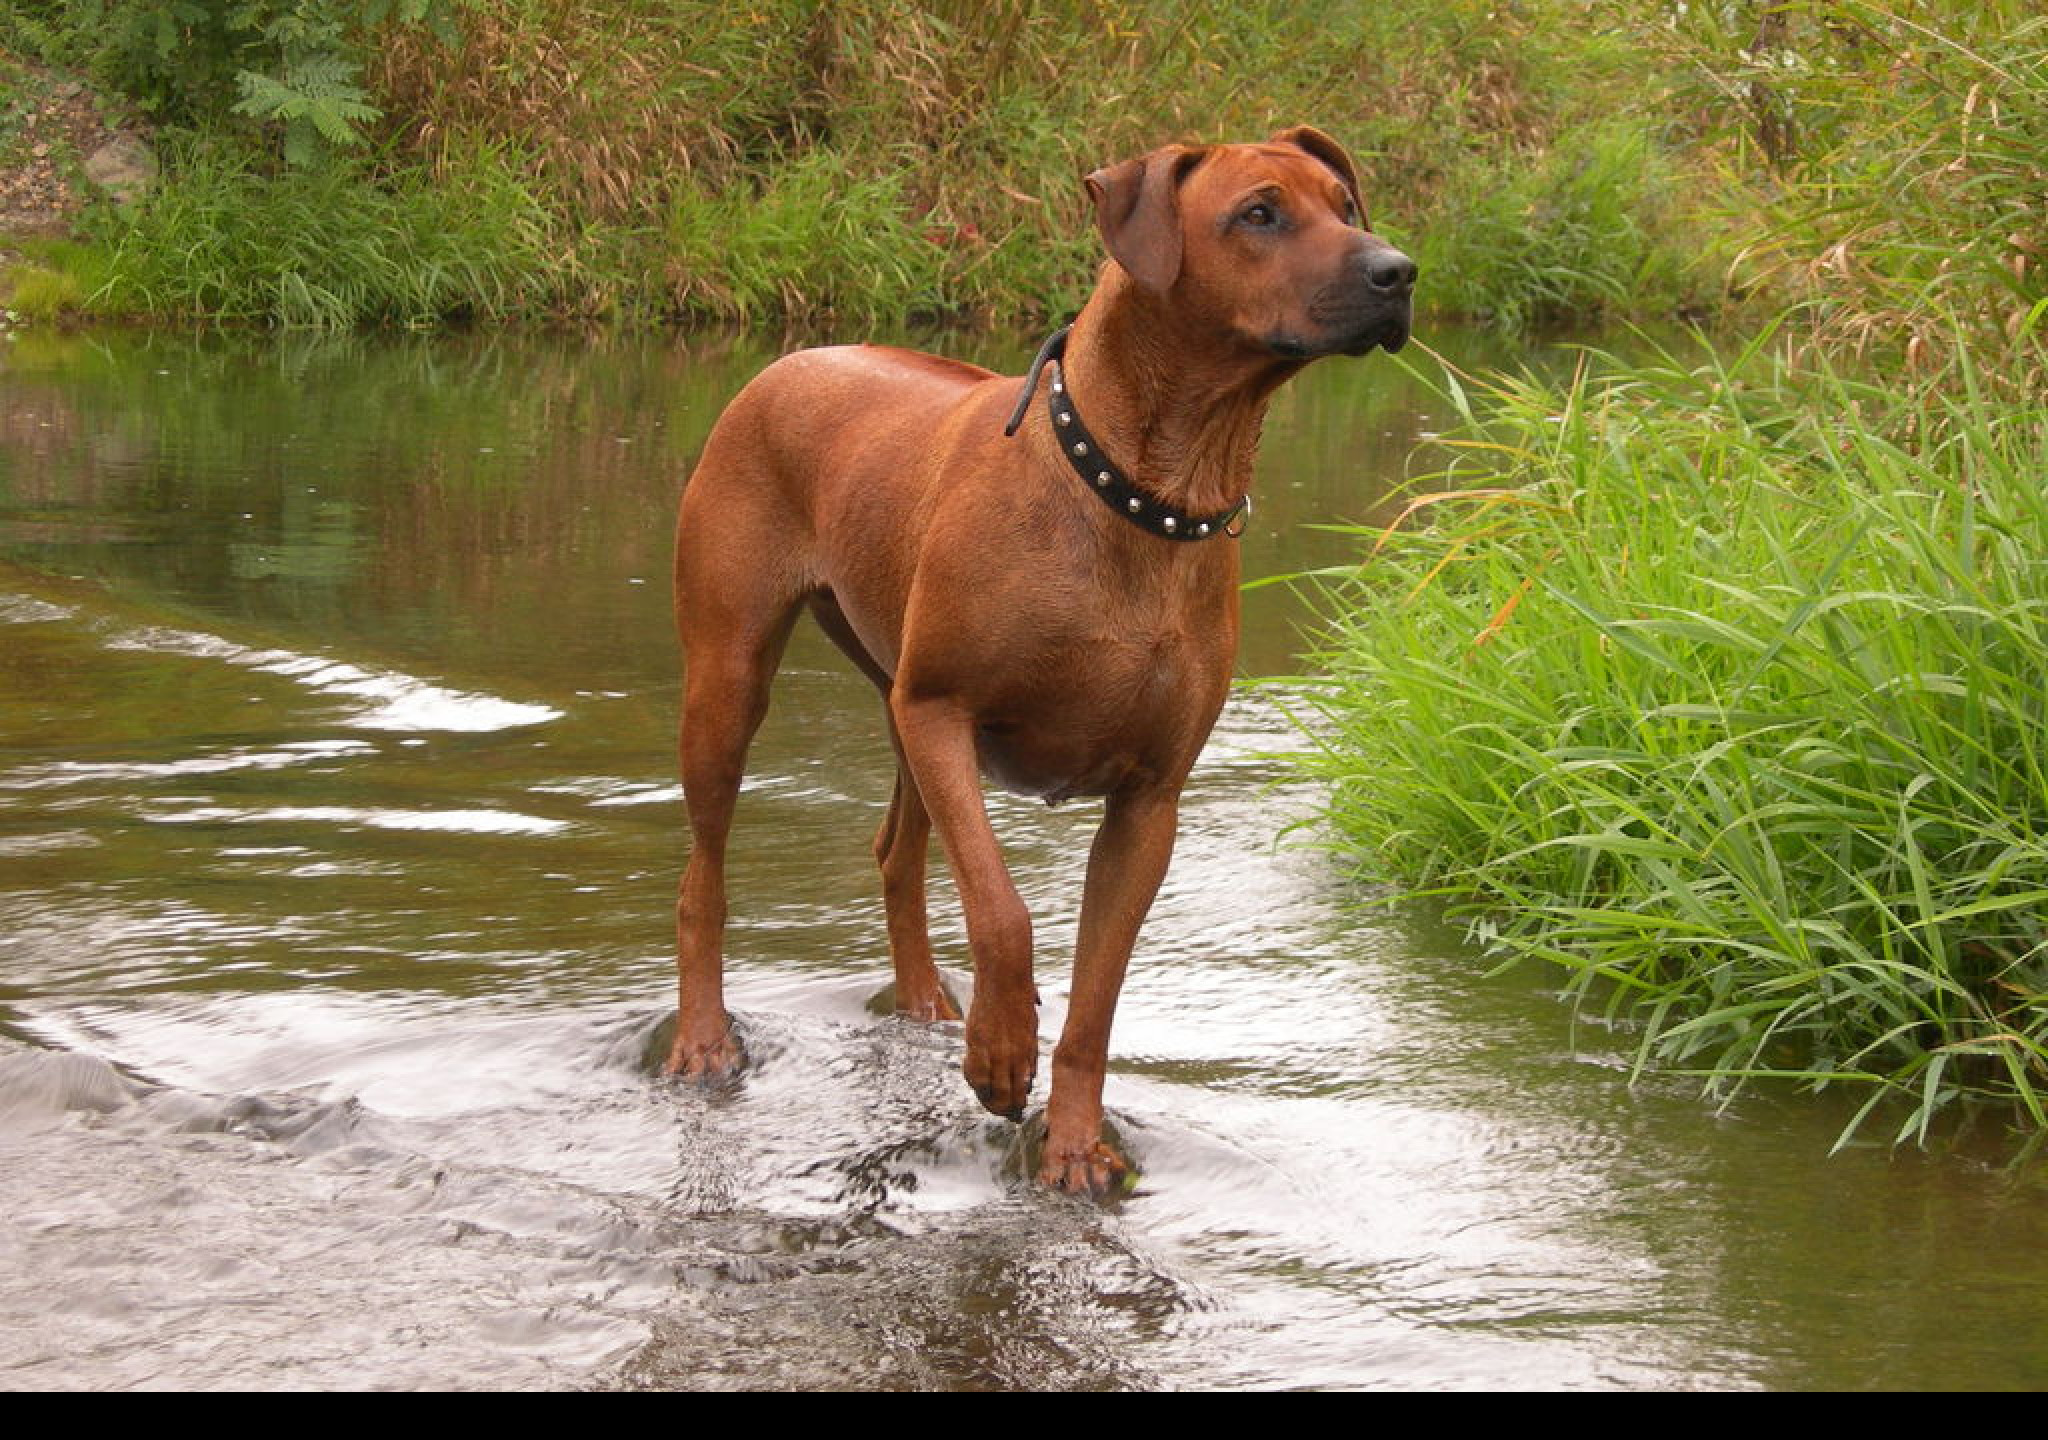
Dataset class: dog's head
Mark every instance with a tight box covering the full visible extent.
[1085,127,1414,358]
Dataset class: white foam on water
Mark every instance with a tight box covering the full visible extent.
[0,593,74,625]
[105,624,561,733]
[143,802,572,836]
[0,738,374,789]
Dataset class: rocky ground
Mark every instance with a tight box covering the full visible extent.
[0,54,153,314]
[3,67,138,227]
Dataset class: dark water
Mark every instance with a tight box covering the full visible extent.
[3,325,2045,1390]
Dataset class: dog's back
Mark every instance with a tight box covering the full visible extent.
[677,345,1015,681]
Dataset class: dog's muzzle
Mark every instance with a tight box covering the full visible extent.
[1309,240,1417,356]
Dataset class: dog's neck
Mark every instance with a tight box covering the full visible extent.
[1057,268,1303,520]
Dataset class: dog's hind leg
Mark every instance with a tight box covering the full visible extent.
[666,450,809,1078]
[871,746,959,1022]
[806,591,959,1024]
[667,604,801,1078]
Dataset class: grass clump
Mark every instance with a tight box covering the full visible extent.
[1290,340,2048,1142]
[2,238,107,317]
[1424,117,1701,333]
[1286,0,2048,1143]
[660,149,947,326]
[6,257,84,316]
[77,137,565,326]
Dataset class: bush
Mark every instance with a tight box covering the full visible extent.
[6,0,460,166]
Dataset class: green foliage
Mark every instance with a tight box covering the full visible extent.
[15,0,2041,341]
[1425,119,1707,334]
[0,55,39,164]
[39,1,249,119]
[8,0,458,166]
[227,5,382,169]
[81,136,565,325]
[1288,343,2048,1140]
[662,150,947,326]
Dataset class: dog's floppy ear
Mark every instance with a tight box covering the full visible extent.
[1086,145,1206,294]
[1271,125,1365,226]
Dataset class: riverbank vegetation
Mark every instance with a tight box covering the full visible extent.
[1290,2,2048,1142]
[1294,349,2048,1144]
[0,0,1813,329]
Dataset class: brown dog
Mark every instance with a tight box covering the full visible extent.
[666,127,1414,1193]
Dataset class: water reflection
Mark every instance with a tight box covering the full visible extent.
[2,327,2045,1391]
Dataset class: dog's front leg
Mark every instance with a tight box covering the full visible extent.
[891,693,1040,1120]
[1042,785,1180,1194]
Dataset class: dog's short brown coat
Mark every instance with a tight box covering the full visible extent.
[667,128,1414,1193]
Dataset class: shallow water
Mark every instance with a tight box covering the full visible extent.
[2,325,2045,1391]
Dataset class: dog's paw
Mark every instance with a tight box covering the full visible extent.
[964,1056,1036,1121]
[878,975,962,1024]
[1039,1138,1134,1198]
[905,987,964,1024]
[662,1023,743,1081]
[962,999,1038,1120]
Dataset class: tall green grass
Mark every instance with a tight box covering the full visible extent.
[79,138,566,327]
[1290,339,2048,1141]
[1424,118,1703,334]
[8,0,1721,329]
[14,2,2039,337]
[660,150,949,326]
[367,0,1698,327]
[1672,0,2048,401]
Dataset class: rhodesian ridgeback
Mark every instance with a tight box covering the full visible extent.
[666,127,1414,1194]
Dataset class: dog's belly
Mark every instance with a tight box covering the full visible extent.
[973,724,1137,805]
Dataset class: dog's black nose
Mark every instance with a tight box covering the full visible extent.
[1368,249,1417,293]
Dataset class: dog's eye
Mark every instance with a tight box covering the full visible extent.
[1242,204,1276,228]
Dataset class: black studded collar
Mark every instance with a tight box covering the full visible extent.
[1003,326,1250,542]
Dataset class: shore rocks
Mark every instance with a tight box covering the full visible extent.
[83,134,157,206]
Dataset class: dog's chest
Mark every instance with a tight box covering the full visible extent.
[969,620,1229,803]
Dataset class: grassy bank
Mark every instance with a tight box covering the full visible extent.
[1290,342,2048,1142]
[8,0,1729,328]
[1276,3,2047,1141]
[7,3,2038,342]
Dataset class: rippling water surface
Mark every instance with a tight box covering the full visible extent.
[3,327,2044,1390]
